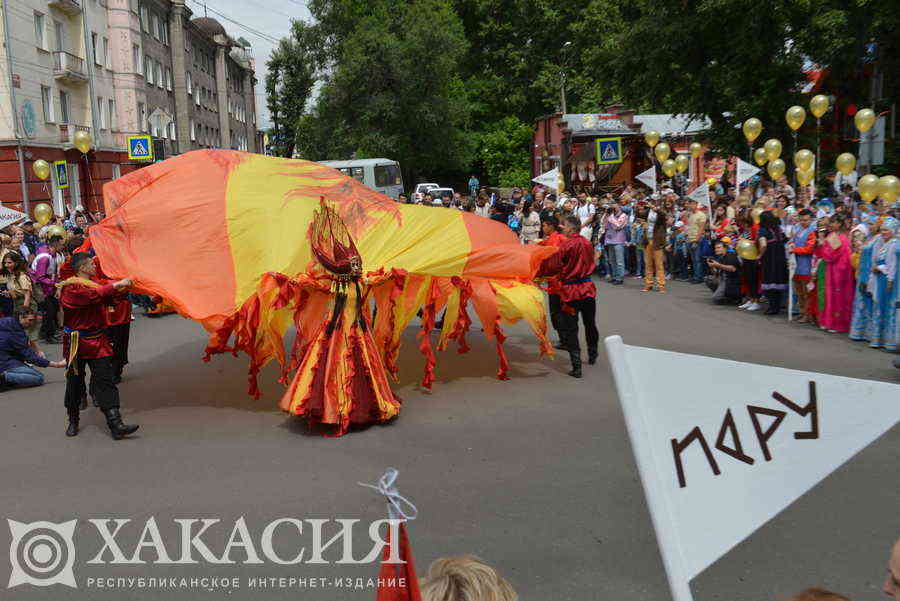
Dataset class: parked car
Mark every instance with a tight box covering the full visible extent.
[413,183,439,203]
[429,188,455,204]
[320,158,404,199]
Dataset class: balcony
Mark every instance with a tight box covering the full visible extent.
[48,0,81,16]
[58,124,91,145]
[53,51,88,84]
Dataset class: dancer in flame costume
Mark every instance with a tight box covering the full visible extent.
[279,199,400,435]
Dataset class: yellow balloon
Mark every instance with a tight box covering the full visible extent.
[736,238,759,260]
[706,177,718,186]
[742,118,762,143]
[32,159,51,181]
[835,152,856,176]
[33,203,52,225]
[794,149,814,171]
[877,175,899,203]
[796,167,814,186]
[785,106,806,131]
[73,129,93,154]
[662,159,677,178]
[46,225,66,240]
[653,141,671,163]
[674,154,690,174]
[644,131,660,148]
[753,147,768,166]
[809,95,829,119]
[689,142,703,158]
[767,158,786,180]
[857,174,879,202]
[854,108,875,133]
[763,138,782,161]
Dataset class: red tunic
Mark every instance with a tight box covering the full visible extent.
[94,259,131,326]
[538,232,566,295]
[537,234,597,303]
[60,279,117,359]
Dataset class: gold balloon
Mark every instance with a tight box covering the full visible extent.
[736,238,759,260]
[73,129,93,154]
[809,95,829,119]
[644,130,660,148]
[662,159,677,178]
[653,141,671,163]
[835,152,856,176]
[877,175,899,203]
[742,118,762,143]
[674,154,690,174]
[33,203,52,225]
[796,167,814,186]
[763,138,782,161]
[767,158,786,180]
[785,106,806,131]
[857,173,879,202]
[32,159,51,181]
[689,142,703,158]
[854,108,875,133]
[46,224,66,240]
[707,177,718,186]
[794,149,814,171]
[753,147,768,166]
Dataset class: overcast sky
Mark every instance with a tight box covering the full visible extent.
[192,0,311,130]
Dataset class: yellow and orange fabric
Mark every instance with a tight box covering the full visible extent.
[91,150,555,423]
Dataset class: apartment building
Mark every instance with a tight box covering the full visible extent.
[0,0,260,217]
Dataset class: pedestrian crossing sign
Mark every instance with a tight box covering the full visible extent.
[596,137,623,165]
[127,135,154,161]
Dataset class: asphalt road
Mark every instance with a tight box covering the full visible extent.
[1,276,897,601]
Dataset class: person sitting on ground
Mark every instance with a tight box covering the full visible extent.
[706,240,742,305]
[0,309,65,390]
[419,555,518,601]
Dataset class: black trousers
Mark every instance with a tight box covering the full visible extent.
[64,356,120,412]
[39,296,59,340]
[557,297,599,358]
[107,323,131,377]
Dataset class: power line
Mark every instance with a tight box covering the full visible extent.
[187,0,284,45]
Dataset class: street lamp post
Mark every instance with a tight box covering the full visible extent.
[560,41,572,115]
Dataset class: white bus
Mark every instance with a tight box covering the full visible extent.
[319,158,404,199]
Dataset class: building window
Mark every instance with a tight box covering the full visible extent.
[140,5,149,32]
[151,14,159,40]
[186,71,192,95]
[156,61,162,88]
[108,98,116,130]
[103,37,110,69]
[53,21,64,52]
[168,121,176,141]
[91,32,100,65]
[158,17,168,44]
[145,55,152,82]
[165,68,172,91]
[34,12,45,50]
[58,90,69,124]
[112,163,121,179]
[133,44,141,73]
[189,119,195,141]
[195,89,200,107]
[97,97,106,129]
[41,86,53,122]
[138,102,146,131]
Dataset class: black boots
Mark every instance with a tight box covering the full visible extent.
[102,408,139,440]
[587,350,598,365]
[568,354,583,379]
[65,410,79,437]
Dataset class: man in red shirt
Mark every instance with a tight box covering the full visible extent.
[537,215,599,378]
[59,253,138,439]
[538,215,566,348]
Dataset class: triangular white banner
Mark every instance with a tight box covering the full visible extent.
[735,158,760,188]
[636,166,656,193]
[687,182,711,214]
[532,167,559,189]
[0,205,26,229]
[605,336,899,601]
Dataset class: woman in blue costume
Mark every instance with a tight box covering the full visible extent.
[849,235,875,341]
[854,217,898,350]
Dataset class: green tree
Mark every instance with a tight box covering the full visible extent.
[477,116,532,187]
[265,29,316,158]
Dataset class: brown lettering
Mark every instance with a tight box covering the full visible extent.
[671,427,721,488]
[747,405,787,461]
[715,409,755,465]
[771,381,819,440]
